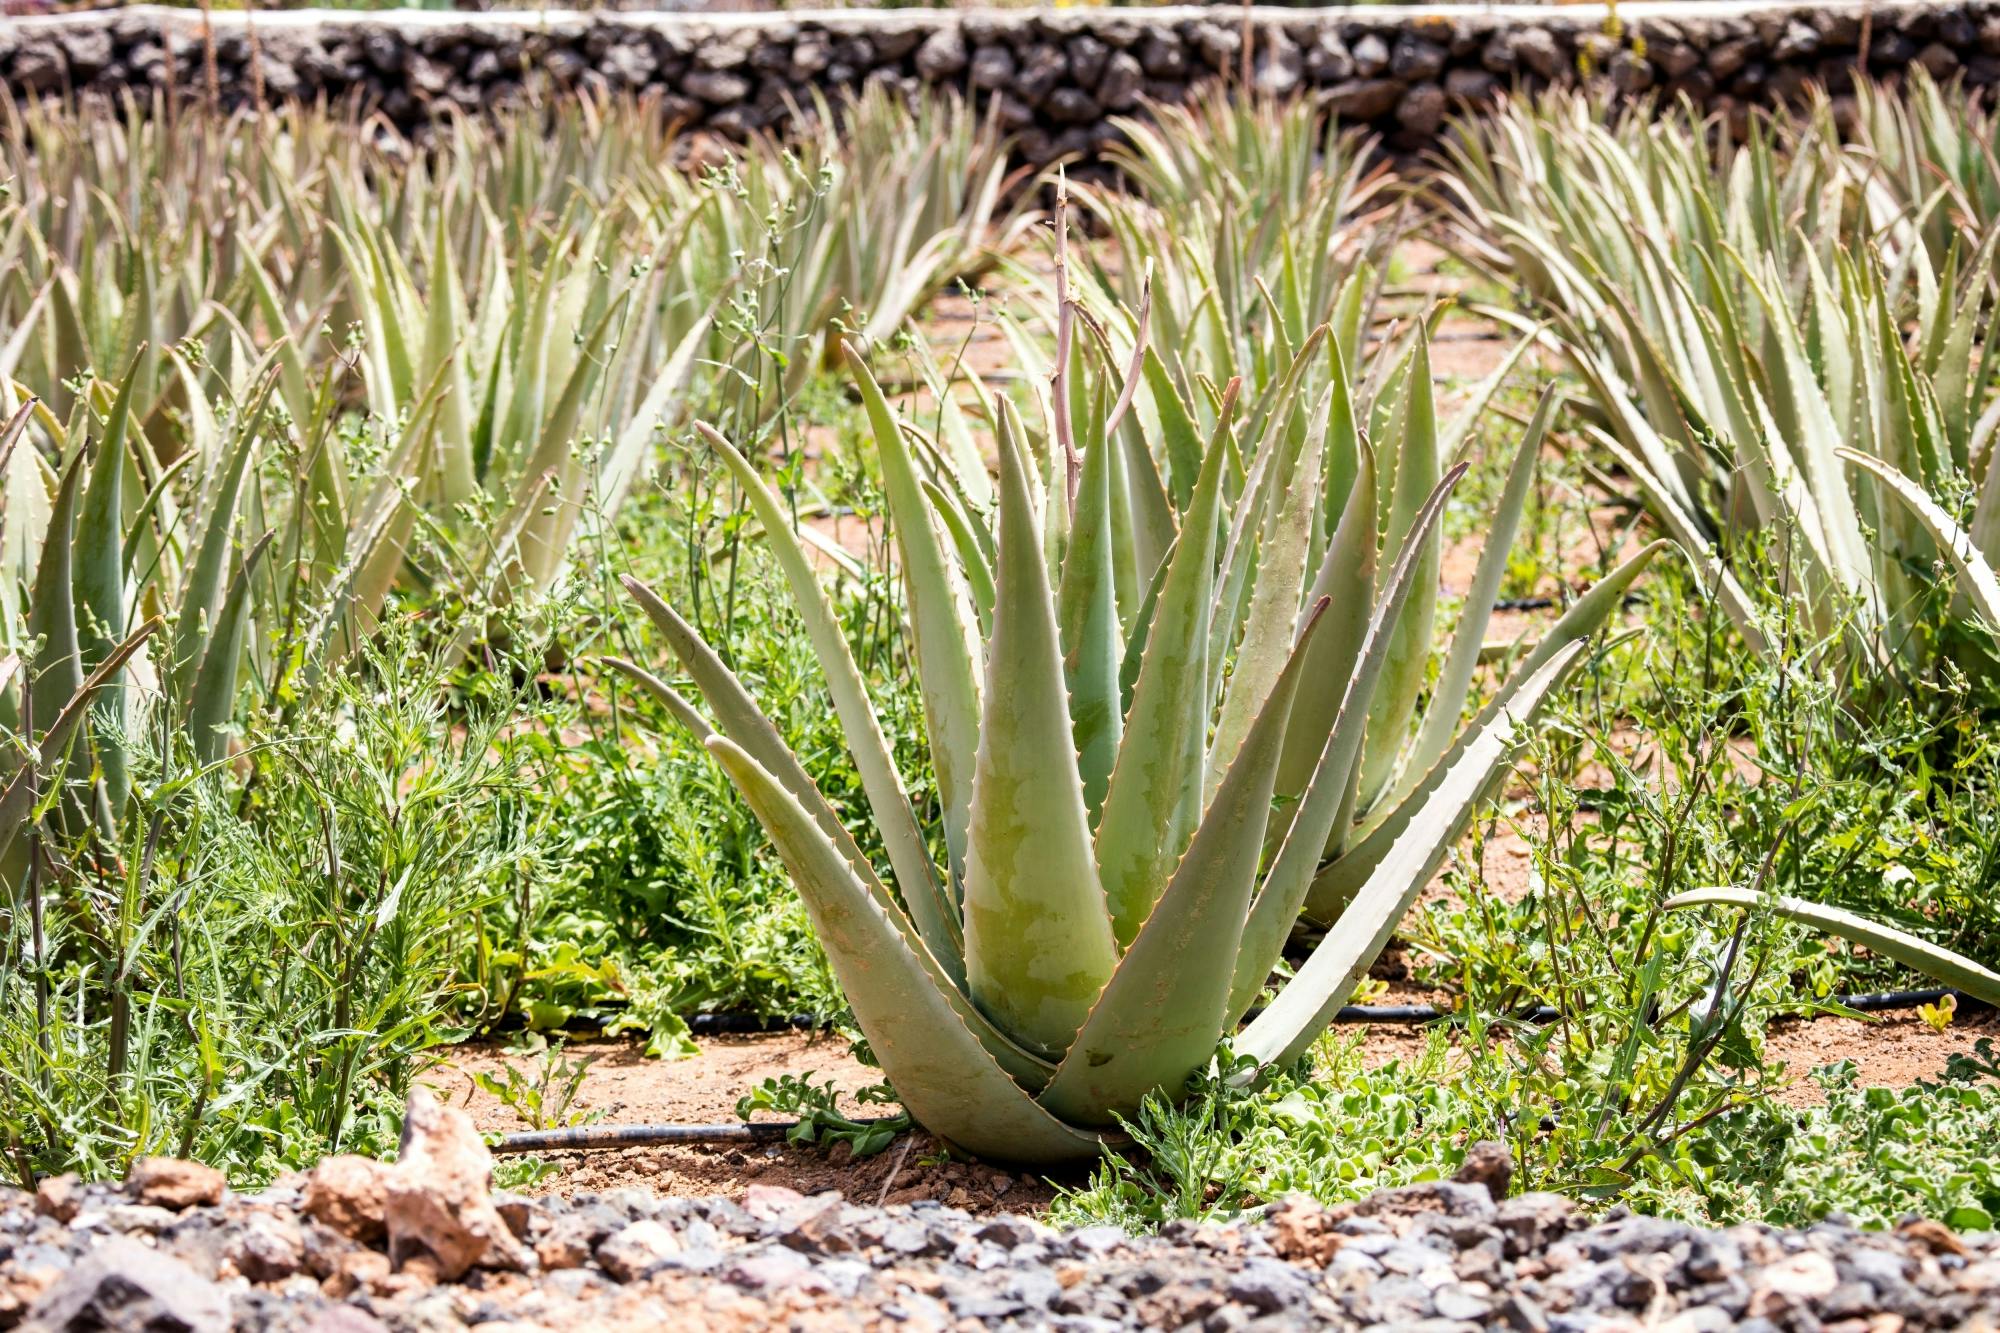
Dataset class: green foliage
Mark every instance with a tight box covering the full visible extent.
[735,1073,910,1158]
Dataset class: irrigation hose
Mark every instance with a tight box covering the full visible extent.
[676,987,1985,1036]
[493,987,1990,1157]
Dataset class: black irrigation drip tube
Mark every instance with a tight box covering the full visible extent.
[491,987,1990,1156]
[673,986,1988,1038]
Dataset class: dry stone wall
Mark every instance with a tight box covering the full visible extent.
[0,3,1993,158]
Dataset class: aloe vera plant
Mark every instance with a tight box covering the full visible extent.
[614,282,1655,1156]
[1442,91,2000,678]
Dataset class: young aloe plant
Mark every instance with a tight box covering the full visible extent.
[614,322,1655,1159]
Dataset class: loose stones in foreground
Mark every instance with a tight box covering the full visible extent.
[2,1099,1997,1331]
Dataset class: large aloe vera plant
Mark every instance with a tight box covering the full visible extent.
[614,288,1654,1155]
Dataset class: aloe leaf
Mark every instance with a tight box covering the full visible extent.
[849,344,984,884]
[1357,331,1443,810]
[1307,540,1669,922]
[1096,382,1237,947]
[75,381,133,808]
[0,618,159,867]
[1223,462,1466,990]
[168,369,278,708]
[1057,395,1124,821]
[921,478,996,635]
[1041,600,1329,1126]
[1240,644,1585,1068]
[27,443,86,745]
[188,531,274,766]
[1666,888,2000,1007]
[1208,382,1327,803]
[602,657,714,744]
[697,421,960,970]
[621,579,1055,1083]
[1840,449,2000,628]
[707,737,1099,1160]
[1394,387,1558,805]
[962,400,1119,1058]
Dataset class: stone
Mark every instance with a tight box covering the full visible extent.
[382,1087,532,1280]
[59,27,113,78]
[1395,81,1448,135]
[1445,67,1497,105]
[1453,1142,1513,1203]
[10,43,68,93]
[596,1219,681,1282]
[1495,1194,1578,1258]
[1015,43,1067,103]
[35,1174,83,1224]
[227,1212,306,1284]
[914,28,967,81]
[1190,21,1241,72]
[1324,77,1403,121]
[1512,27,1564,79]
[683,69,750,105]
[1136,31,1187,79]
[1755,1249,1839,1300]
[601,42,654,87]
[1067,33,1109,86]
[1390,34,1447,82]
[1306,31,1353,83]
[1100,51,1143,110]
[27,1235,228,1333]
[1351,33,1391,77]
[1708,37,1759,79]
[969,44,1015,91]
[789,34,831,78]
[303,1156,390,1245]
[1252,27,1303,97]
[123,1152,227,1216]
[1044,87,1100,124]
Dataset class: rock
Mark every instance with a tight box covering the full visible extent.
[303,1156,390,1245]
[34,1175,83,1224]
[969,44,1015,91]
[1395,81,1448,136]
[226,1212,306,1283]
[1390,35,1446,82]
[1351,33,1391,77]
[1015,43,1066,103]
[596,1219,681,1282]
[1324,77,1404,121]
[1067,33,1109,86]
[126,1158,227,1212]
[1495,1193,1578,1258]
[914,28,967,81]
[27,1235,228,1333]
[683,69,750,104]
[59,27,112,78]
[789,34,830,78]
[1190,21,1240,72]
[11,42,68,93]
[1755,1249,1839,1300]
[1453,1141,1513,1202]
[1306,31,1353,82]
[1136,30,1186,79]
[1252,27,1302,97]
[1100,51,1143,110]
[1512,27,1564,79]
[382,1087,532,1280]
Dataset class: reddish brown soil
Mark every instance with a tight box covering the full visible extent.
[432,1034,1058,1212]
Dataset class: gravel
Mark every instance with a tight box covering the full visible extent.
[5,1167,2000,1330]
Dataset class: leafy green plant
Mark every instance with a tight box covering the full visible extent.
[612,246,1650,1158]
[472,1035,601,1133]
[736,1072,909,1157]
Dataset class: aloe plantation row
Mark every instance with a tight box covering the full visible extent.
[4,81,2000,1229]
